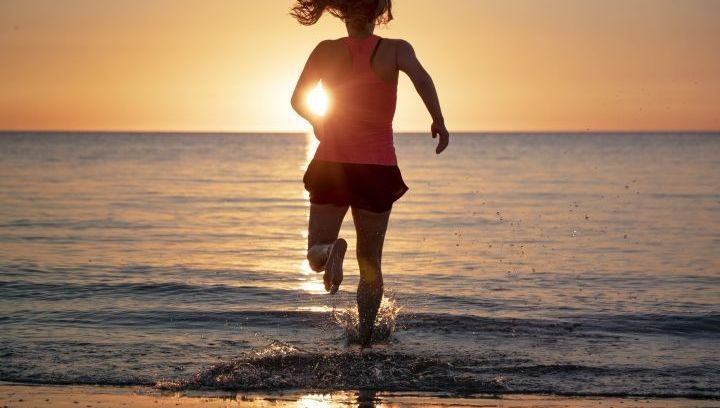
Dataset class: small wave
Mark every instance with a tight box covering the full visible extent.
[154,340,506,393]
[154,341,720,398]
[404,312,720,337]
[0,279,298,302]
[4,297,717,338]
[572,313,720,336]
[1,309,330,328]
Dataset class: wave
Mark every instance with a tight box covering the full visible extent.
[3,276,718,337]
[154,341,504,393]
[404,312,720,337]
[3,340,717,399]
[5,310,718,339]
[3,288,718,337]
[153,340,719,398]
[0,279,295,301]
[2,295,718,398]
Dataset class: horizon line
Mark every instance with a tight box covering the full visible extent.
[1,129,719,135]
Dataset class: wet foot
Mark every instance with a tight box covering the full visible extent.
[323,238,347,294]
[307,244,331,273]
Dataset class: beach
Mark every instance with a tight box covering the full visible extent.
[1,132,718,400]
[2,383,719,408]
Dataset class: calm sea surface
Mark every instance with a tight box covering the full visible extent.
[0,132,718,397]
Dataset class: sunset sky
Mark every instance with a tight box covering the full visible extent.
[1,0,719,132]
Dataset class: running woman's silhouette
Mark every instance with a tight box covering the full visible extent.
[291,0,449,347]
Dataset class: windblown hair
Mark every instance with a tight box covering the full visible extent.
[291,0,393,29]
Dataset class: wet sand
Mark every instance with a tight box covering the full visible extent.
[2,384,719,408]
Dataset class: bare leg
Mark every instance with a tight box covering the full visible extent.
[307,203,349,292]
[352,206,391,347]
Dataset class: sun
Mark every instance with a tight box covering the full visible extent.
[307,82,329,116]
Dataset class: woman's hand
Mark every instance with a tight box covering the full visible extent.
[398,40,448,154]
[431,121,449,154]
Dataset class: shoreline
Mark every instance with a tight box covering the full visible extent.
[2,383,718,408]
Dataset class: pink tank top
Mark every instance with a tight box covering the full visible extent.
[314,35,398,166]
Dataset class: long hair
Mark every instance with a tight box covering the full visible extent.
[291,0,393,29]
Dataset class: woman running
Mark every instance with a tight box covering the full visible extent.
[290,0,449,347]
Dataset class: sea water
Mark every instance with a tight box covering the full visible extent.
[0,132,718,397]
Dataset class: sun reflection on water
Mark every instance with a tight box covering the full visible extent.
[302,132,319,202]
[304,132,319,169]
[296,391,384,407]
[296,305,333,313]
[296,393,336,408]
[299,279,326,294]
[298,259,325,294]
[299,135,323,294]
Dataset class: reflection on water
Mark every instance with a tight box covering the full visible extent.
[239,391,715,407]
[298,259,326,295]
[299,278,327,295]
[296,393,335,408]
[0,385,711,408]
[296,391,381,408]
[296,305,334,313]
[298,134,321,293]
[304,132,320,169]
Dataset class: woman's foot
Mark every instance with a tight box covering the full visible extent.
[307,243,331,272]
[324,238,347,294]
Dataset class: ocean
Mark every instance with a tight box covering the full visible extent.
[0,132,718,398]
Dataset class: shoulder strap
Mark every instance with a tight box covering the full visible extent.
[344,35,381,72]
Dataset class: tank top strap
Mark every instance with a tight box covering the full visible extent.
[343,35,381,73]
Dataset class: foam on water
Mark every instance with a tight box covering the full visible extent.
[153,337,719,398]
[153,340,506,393]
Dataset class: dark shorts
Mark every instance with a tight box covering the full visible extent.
[303,159,409,213]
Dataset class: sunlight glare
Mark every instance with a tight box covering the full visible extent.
[297,394,334,408]
[299,259,313,276]
[300,279,327,294]
[299,260,327,294]
[307,83,329,117]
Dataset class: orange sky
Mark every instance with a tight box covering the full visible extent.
[1,0,719,132]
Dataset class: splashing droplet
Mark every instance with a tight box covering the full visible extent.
[332,295,401,345]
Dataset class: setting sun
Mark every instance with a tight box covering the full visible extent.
[307,83,329,117]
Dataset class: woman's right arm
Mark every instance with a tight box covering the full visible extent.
[397,40,449,154]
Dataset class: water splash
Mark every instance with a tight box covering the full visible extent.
[332,294,401,344]
[154,339,506,393]
[155,340,303,391]
[155,301,402,392]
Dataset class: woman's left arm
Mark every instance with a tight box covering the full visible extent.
[291,41,326,132]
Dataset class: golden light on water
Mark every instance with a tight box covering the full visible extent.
[302,132,319,196]
[296,394,334,408]
[303,133,319,167]
[299,259,326,294]
[296,392,388,407]
[307,83,329,117]
[297,305,333,313]
[299,132,323,294]
[299,278,326,294]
